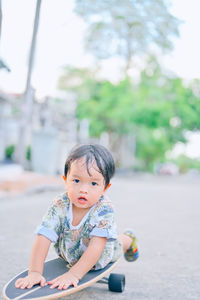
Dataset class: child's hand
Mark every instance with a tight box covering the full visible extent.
[48,271,79,290]
[15,272,46,289]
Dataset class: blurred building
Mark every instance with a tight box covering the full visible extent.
[0,90,20,161]
[0,89,135,173]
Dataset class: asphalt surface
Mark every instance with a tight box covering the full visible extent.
[1,175,200,300]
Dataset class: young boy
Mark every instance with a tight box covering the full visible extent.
[15,144,139,290]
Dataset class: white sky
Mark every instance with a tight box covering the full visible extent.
[0,0,200,98]
[0,0,88,96]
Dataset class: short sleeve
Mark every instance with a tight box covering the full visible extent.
[89,202,118,242]
[35,195,68,243]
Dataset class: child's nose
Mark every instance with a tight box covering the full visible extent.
[80,184,88,193]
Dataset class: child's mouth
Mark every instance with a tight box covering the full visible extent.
[78,197,87,204]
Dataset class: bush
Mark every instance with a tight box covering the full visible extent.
[26,145,31,161]
[175,155,200,173]
[5,145,15,159]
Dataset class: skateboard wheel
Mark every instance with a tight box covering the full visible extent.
[108,273,125,292]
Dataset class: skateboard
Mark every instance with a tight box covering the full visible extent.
[2,257,125,299]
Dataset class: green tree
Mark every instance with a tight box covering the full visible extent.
[174,155,200,173]
[74,0,180,72]
[58,60,200,170]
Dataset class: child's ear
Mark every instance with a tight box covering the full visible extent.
[105,183,111,190]
[62,175,66,182]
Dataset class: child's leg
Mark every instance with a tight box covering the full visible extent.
[119,230,139,262]
[118,234,132,252]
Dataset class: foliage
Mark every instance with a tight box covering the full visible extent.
[4,144,31,161]
[174,155,200,173]
[5,145,15,159]
[58,59,200,170]
[74,0,180,71]
[26,145,31,161]
[76,78,135,136]
[135,127,172,171]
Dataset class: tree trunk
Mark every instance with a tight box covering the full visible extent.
[124,25,133,75]
[15,0,42,166]
[0,0,2,45]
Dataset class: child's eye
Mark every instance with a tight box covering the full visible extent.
[73,179,80,183]
[91,182,97,186]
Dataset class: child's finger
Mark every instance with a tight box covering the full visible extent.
[73,281,78,288]
[48,277,58,285]
[60,280,73,290]
[40,278,46,287]
[60,280,77,290]
[58,282,66,290]
[20,280,29,289]
[16,278,26,287]
[63,283,69,290]
[26,282,33,289]
[15,278,23,288]
[50,281,59,289]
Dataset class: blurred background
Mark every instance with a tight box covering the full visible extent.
[0,0,200,193]
[1,2,200,299]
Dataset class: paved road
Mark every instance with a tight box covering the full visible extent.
[1,175,200,300]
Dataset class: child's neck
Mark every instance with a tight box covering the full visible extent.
[71,204,91,227]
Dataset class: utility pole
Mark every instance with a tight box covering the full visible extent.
[15,0,42,166]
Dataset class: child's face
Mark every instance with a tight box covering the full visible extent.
[64,157,109,209]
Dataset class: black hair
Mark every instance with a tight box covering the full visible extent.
[64,144,115,188]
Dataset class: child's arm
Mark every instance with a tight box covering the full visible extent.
[15,235,51,289]
[48,236,107,290]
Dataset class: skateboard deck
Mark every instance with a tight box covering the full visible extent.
[2,257,124,300]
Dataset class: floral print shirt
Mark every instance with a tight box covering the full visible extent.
[35,192,122,270]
